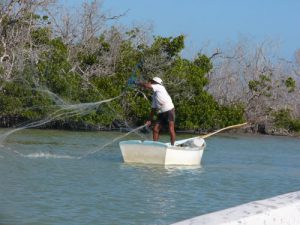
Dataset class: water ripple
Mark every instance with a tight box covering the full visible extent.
[15,151,78,159]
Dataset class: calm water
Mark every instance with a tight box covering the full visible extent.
[0,129,300,225]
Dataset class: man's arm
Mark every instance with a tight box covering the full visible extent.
[138,81,152,89]
[146,108,156,126]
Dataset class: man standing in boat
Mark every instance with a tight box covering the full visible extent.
[139,77,176,145]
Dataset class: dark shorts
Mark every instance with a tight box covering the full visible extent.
[155,108,175,125]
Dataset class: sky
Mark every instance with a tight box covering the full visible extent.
[60,0,300,60]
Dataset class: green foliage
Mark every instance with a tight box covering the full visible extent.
[285,77,296,92]
[273,109,300,132]
[165,57,244,130]
[193,54,213,73]
[37,38,80,100]
[152,35,185,57]
[3,4,300,135]
[31,27,51,45]
[122,90,150,125]
[0,20,245,131]
[248,80,261,92]
[248,74,272,97]
[77,36,111,69]
[216,104,245,127]
[0,81,52,120]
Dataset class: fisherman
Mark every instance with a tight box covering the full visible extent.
[139,77,176,145]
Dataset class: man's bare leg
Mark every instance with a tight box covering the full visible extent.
[153,123,161,141]
[169,121,176,145]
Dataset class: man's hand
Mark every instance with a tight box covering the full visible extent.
[145,120,151,126]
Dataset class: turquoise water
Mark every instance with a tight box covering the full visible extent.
[0,129,300,225]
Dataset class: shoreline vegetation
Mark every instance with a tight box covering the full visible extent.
[0,116,299,138]
[0,1,299,138]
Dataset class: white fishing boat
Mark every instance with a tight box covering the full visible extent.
[119,137,206,166]
[119,123,248,166]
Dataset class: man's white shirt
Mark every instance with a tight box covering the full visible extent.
[151,84,174,113]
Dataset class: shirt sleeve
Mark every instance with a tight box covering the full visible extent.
[151,84,160,92]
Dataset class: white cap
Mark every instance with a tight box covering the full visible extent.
[151,77,163,85]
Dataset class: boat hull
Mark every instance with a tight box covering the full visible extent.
[119,138,205,166]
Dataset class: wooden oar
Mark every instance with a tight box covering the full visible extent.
[199,122,248,139]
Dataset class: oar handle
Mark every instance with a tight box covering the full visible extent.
[199,122,248,139]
